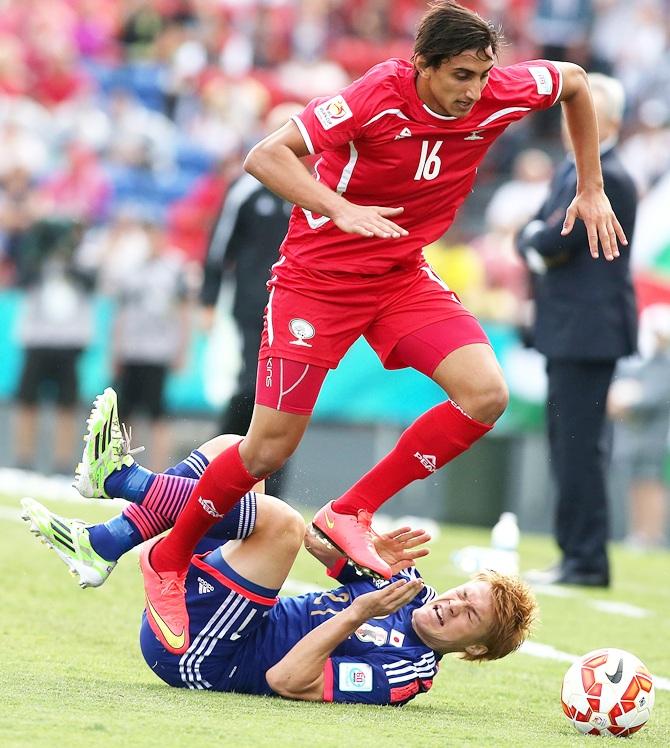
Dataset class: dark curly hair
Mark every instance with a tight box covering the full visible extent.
[413,1,502,70]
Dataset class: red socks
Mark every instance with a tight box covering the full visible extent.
[151,443,262,574]
[332,400,492,516]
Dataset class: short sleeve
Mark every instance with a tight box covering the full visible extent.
[292,64,393,155]
[497,60,563,111]
[323,654,435,706]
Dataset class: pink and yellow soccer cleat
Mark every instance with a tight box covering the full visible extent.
[139,537,190,655]
[311,501,392,580]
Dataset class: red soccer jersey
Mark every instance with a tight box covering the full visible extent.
[282,57,562,274]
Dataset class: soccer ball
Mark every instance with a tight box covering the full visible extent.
[561,648,655,737]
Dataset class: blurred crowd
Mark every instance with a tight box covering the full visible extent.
[0,0,668,320]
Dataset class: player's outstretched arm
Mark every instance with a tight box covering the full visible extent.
[265,579,423,701]
[553,62,628,262]
[244,121,408,240]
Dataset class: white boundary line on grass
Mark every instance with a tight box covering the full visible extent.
[521,641,670,691]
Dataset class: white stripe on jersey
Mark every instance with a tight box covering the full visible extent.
[180,589,258,689]
[383,653,438,684]
[266,255,286,346]
[399,567,421,581]
[190,600,253,688]
[236,492,256,539]
[551,67,563,106]
[420,264,452,293]
[362,108,410,127]
[476,106,531,128]
[291,114,315,155]
[303,208,330,229]
[398,567,436,604]
[419,584,437,605]
[336,141,359,194]
[185,451,207,477]
[303,141,359,229]
[422,103,457,121]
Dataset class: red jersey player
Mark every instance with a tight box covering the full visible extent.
[139,1,628,655]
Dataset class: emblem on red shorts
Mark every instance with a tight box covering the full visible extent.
[289,318,315,347]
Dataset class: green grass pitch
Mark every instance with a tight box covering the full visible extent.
[1,490,668,747]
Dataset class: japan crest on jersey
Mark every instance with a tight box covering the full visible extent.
[314,95,353,130]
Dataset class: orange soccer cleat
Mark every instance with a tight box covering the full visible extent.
[139,537,190,655]
[311,501,392,580]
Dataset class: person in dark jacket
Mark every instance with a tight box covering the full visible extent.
[517,73,638,587]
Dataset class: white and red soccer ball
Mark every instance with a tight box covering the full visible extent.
[561,648,654,737]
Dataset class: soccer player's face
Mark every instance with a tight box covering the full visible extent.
[416,48,494,118]
[411,580,494,654]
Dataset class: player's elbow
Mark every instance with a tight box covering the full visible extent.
[243,143,265,179]
[559,62,588,102]
[266,667,323,701]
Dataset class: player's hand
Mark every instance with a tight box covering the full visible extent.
[373,526,431,575]
[561,188,627,261]
[331,201,408,239]
[352,579,424,619]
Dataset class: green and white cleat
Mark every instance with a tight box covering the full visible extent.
[73,387,143,499]
[20,497,116,588]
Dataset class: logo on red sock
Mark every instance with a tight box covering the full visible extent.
[414,452,437,473]
[198,497,226,518]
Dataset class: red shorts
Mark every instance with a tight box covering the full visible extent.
[259,257,487,370]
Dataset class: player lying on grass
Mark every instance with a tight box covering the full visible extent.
[22,388,537,704]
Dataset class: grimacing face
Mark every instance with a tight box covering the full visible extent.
[415,47,494,118]
[411,579,494,655]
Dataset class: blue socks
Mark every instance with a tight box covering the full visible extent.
[101,447,209,504]
[89,515,142,562]
[103,463,155,504]
[88,450,210,562]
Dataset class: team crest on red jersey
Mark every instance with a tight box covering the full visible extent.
[315,95,353,130]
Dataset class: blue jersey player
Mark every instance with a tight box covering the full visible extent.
[23,388,537,705]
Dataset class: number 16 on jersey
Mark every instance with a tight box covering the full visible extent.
[414,140,443,181]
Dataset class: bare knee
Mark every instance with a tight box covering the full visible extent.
[455,378,509,425]
[256,495,305,551]
[198,434,243,462]
[240,435,299,477]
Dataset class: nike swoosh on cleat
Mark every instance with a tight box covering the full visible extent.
[145,597,186,652]
[324,510,335,529]
[605,658,624,684]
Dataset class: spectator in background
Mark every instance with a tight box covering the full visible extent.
[620,98,670,198]
[529,0,593,138]
[476,148,554,323]
[0,116,49,179]
[13,216,94,474]
[518,74,638,587]
[38,140,111,225]
[485,148,553,236]
[201,103,300,495]
[608,304,670,551]
[109,215,193,471]
[0,166,42,286]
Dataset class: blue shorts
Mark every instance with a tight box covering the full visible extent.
[140,548,279,690]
